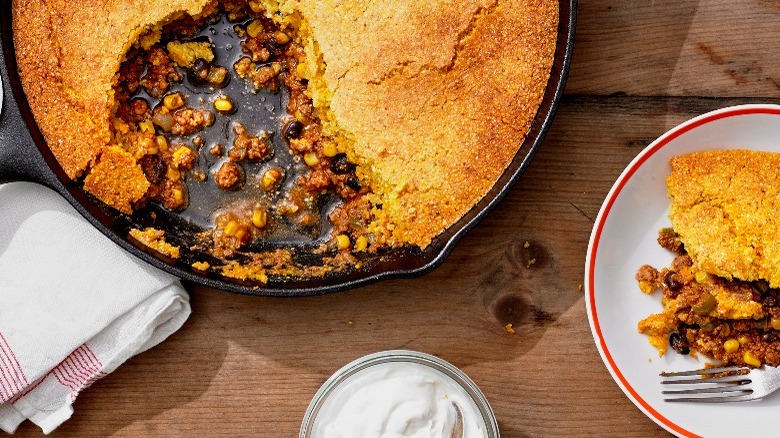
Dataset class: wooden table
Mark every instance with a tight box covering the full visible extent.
[16,1,780,436]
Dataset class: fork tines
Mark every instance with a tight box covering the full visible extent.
[660,366,749,377]
[660,366,756,403]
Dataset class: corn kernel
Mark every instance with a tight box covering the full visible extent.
[214,96,235,113]
[724,339,740,353]
[271,62,283,74]
[771,318,780,330]
[156,135,168,151]
[247,20,263,39]
[323,142,338,157]
[354,235,368,252]
[166,167,181,180]
[235,226,248,242]
[163,92,185,110]
[113,118,129,134]
[172,188,184,202]
[261,168,282,190]
[296,62,308,79]
[304,152,319,167]
[252,209,267,229]
[336,234,350,250]
[694,271,714,284]
[139,120,155,134]
[274,31,290,44]
[172,146,189,168]
[224,220,240,237]
[744,351,762,367]
[248,1,263,12]
[738,335,749,345]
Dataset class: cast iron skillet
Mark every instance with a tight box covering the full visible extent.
[0,1,576,297]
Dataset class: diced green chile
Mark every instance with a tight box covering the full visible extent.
[693,293,717,316]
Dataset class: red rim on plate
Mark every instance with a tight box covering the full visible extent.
[585,104,780,438]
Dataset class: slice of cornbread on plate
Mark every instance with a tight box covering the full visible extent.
[667,149,780,287]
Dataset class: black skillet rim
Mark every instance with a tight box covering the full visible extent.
[0,0,576,297]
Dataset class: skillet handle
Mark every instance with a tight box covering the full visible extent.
[0,16,61,190]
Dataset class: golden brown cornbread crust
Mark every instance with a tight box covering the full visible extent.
[668,150,780,287]
[13,0,558,247]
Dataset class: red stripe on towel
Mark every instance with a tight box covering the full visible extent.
[70,354,93,379]
[81,344,103,369]
[73,347,100,375]
[0,332,28,403]
[0,348,22,393]
[52,366,78,390]
[50,344,105,401]
[0,354,19,394]
[71,349,93,375]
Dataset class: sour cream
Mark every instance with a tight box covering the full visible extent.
[306,355,491,438]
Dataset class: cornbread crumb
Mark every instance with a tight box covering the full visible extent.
[129,227,181,258]
[166,41,214,67]
[192,261,211,271]
[222,262,269,283]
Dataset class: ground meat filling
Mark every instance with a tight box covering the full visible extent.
[229,123,271,162]
[215,161,243,190]
[143,46,185,99]
[638,229,780,367]
[112,0,374,270]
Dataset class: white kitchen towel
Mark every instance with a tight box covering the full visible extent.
[0,182,190,434]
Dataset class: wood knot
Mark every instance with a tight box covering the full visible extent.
[490,293,557,331]
[491,294,531,328]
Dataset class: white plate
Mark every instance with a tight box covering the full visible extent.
[585,104,780,438]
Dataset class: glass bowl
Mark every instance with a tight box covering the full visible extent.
[299,350,500,437]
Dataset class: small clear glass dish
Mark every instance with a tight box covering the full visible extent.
[299,350,500,437]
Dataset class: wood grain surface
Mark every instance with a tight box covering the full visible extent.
[14,0,780,436]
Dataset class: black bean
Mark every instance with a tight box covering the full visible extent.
[139,155,166,184]
[264,38,283,57]
[330,154,355,175]
[345,176,361,191]
[188,58,211,84]
[193,58,210,73]
[283,120,304,141]
[664,271,683,292]
[762,332,779,343]
[669,332,690,355]
[764,295,780,308]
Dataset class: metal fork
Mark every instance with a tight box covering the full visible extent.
[661,365,780,403]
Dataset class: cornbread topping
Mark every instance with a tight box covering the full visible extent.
[638,150,780,367]
[13,0,558,281]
